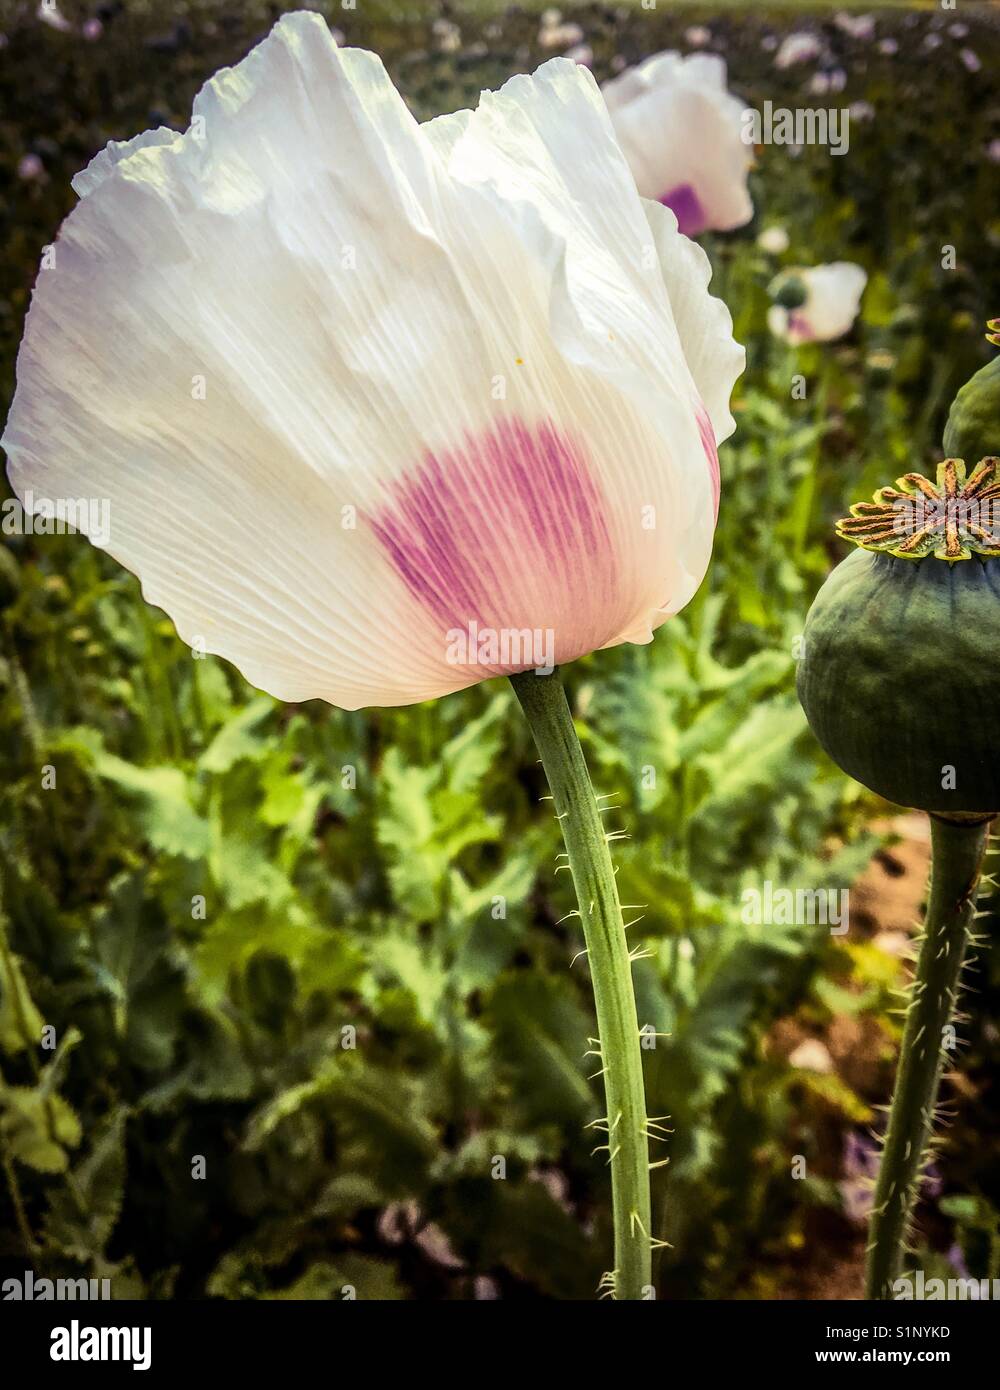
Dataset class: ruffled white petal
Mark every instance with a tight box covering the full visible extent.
[71,128,181,198]
[3,11,742,709]
[643,200,744,446]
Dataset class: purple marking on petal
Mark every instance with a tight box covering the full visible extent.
[661,183,708,238]
[368,418,621,673]
[786,310,816,342]
[695,402,720,520]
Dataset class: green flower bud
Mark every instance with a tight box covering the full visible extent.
[943,352,1000,462]
[770,273,809,311]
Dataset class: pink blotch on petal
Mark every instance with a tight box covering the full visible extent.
[786,310,816,343]
[696,403,720,519]
[368,418,624,675]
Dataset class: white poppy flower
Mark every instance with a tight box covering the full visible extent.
[808,68,847,96]
[767,263,868,345]
[3,12,743,711]
[37,0,72,33]
[17,153,45,181]
[565,43,594,69]
[773,33,824,69]
[833,12,876,42]
[538,14,585,50]
[757,226,790,255]
[601,51,753,238]
[432,18,462,55]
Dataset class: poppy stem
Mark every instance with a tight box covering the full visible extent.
[865,814,990,1298]
[510,667,652,1300]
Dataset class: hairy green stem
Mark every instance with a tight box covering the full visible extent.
[510,668,652,1299]
[0,1123,39,1262]
[865,815,990,1299]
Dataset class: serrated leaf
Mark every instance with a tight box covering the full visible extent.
[0,939,45,1055]
[0,1083,81,1173]
[199,698,275,774]
[487,972,594,1126]
[56,729,209,859]
[44,1107,127,1261]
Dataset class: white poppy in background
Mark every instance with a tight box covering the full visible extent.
[3,11,743,711]
[757,226,790,255]
[432,18,461,55]
[37,0,72,33]
[767,263,867,345]
[17,153,45,181]
[773,33,824,69]
[538,10,584,51]
[564,43,593,68]
[601,51,753,238]
[833,12,876,42]
[808,68,846,96]
[684,26,712,49]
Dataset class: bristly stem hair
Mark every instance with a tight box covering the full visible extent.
[510,668,652,1299]
[865,814,990,1298]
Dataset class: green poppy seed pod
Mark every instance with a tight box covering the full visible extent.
[942,352,1000,462]
[796,458,1000,815]
[0,544,20,611]
[770,273,809,311]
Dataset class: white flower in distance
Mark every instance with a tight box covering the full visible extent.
[601,51,753,238]
[2,12,743,710]
[773,33,824,69]
[757,226,790,255]
[37,0,72,33]
[538,12,584,50]
[768,263,867,346]
[833,12,876,43]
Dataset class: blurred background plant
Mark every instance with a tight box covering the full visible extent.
[1,0,999,1300]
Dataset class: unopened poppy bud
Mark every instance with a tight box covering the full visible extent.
[942,343,1000,462]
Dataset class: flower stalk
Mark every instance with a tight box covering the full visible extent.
[510,668,652,1300]
[865,814,991,1299]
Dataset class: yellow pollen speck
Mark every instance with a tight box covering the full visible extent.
[515,357,523,365]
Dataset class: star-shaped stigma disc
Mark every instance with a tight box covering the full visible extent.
[836,457,1000,561]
